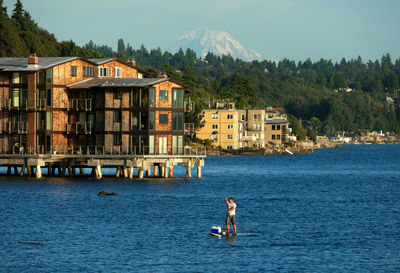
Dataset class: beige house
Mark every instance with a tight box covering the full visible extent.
[265,108,290,147]
[238,109,265,149]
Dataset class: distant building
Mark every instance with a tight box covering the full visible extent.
[197,102,291,149]
[196,101,239,149]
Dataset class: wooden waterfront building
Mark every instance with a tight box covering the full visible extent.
[0,56,191,155]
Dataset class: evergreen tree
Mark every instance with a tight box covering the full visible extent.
[117,38,125,56]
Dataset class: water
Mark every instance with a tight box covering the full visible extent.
[1,145,399,272]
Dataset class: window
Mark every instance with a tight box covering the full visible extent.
[138,73,143,79]
[254,114,257,120]
[149,112,155,130]
[277,135,281,140]
[212,124,218,129]
[46,69,52,84]
[97,67,110,77]
[114,90,122,100]
[199,112,205,119]
[113,134,122,146]
[159,90,168,101]
[38,71,45,85]
[46,112,52,130]
[272,125,276,130]
[114,111,121,122]
[173,113,183,131]
[227,114,233,120]
[272,135,276,140]
[115,67,122,78]
[71,66,77,76]
[83,67,94,77]
[149,88,155,107]
[241,114,245,121]
[46,88,52,107]
[228,135,233,139]
[227,124,234,130]
[173,89,184,108]
[277,125,281,130]
[212,113,218,119]
[227,145,233,149]
[159,114,168,125]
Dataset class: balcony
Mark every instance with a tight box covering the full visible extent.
[66,122,93,134]
[9,121,28,133]
[36,98,47,110]
[184,98,195,112]
[8,98,28,110]
[68,99,93,111]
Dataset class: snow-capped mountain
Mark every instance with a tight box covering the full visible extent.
[168,28,263,62]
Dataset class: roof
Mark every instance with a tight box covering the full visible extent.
[265,119,289,124]
[87,58,115,65]
[67,78,171,89]
[0,57,80,72]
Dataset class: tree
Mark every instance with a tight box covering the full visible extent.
[117,38,125,56]
[0,0,7,18]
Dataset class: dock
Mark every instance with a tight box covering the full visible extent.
[0,146,206,179]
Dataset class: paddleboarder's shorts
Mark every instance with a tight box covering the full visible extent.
[226,215,235,225]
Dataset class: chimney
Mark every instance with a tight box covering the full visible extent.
[128,59,136,66]
[28,53,38,65]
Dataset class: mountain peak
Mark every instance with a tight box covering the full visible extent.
[169,28,263,62]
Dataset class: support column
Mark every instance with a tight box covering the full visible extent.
[169,166,173,177]
[36,165,42,178]
[197,166,202,178]
[20,165,26,176]
[146,166,151,177]
[186,166,192,178]
[129,167,134,179]
[6,166,11,175]
[47,165,51,176]
[159,167,164,177]
[68,166,73,177]
[138,169,144,179]
[164,167,169,178]
[13,166,18,175]
[95,165,102,179]
[61,165,66,176]
[116,167,121,178]
[27,165,32,176]
[153,165,159,177]
[123,166,128,178]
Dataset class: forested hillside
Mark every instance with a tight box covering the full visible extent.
[1,0,400,135]
[0,0,102,58]
[86,38,400,135]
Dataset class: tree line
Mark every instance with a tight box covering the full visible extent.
[1,1,400,136]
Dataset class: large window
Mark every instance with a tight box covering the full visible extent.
[212,124,218,129]
[46,112,52,130]
[114,110,121,122]
[97,67,110,77]
[114,90,122,100]
[83,67,94,77]
[114,67,122,78]
[173,89,184,108]
[131,88,147,107]
[149,88,155,107]
[131,112,148,131]
[113,134,122,145]
[46,69,52,84]
[46,88,52,107]
[71,66,77,76]
[159,90,168,101]
[212,113,218,119]
[227,114,233,120]
[149,112,155,130]
[172,113,183,131]
[159,114,168,125]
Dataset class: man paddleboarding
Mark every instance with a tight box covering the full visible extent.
[225,197,237,235]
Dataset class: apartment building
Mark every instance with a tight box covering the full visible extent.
[196,101,239,149]
[0,56,190,154]
[238,109,265,149]
[265,108,290,147]
[197,102,290,149]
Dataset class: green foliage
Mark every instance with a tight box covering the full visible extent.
[287,114,306,140]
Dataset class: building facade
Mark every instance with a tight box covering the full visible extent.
[0,56,190,154]
[196,101,239,149]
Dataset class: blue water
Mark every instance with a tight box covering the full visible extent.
[1,145,399,272]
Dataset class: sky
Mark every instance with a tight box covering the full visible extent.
[3,0,400,62]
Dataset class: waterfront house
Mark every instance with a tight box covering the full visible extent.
[0,56,191,155]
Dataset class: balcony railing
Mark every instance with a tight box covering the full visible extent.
[8,98,28,110]
[0,145,207,156]
[9,121,28,133]
[184,98,195,112]
[66,122,93,134]
[68,99,93,111]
